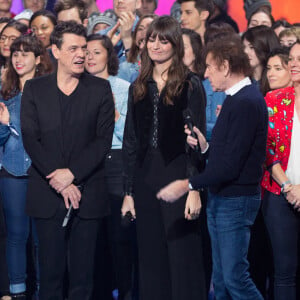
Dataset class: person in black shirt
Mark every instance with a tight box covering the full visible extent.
[20,21,114,300]
[122,16,207,300]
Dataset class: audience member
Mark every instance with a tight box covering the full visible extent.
[179,0,213,43]
[99,0,141,63]
[22,0,47,13]
[279,27,300,48]
[14,9,33,27]
[242,25,280,84]
[0,34,52,300]
[87,10,117,35]
[0,0,14,19]
[83,0,100,17]
[85,34,136,300]
[118,13,157,83]
[30,10,57,49]
[261,41,300,300]
[208,0,239,32]
[0,20,28,86]
[247,6,274,28]
[272,18,292,36]
[243,0,272,23]
[261,47,292,95]
[54,0,88,26]
[137,0,157,16]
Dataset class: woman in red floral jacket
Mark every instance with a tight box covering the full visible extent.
[261,43,300,300]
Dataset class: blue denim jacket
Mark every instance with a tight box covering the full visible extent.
[202,79,226,142]
[108,76,130,149]
[0,93,31,176]
[118,61,139,83]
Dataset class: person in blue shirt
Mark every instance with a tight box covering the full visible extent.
[0,34,52,299]
[118,13,157,83]
[97,0,141,63]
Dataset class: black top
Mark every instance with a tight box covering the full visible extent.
[123,73,207,195]
[189,83,268,196]
[58,84,81,164]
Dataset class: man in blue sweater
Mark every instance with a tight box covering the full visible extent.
[157,35,267,300]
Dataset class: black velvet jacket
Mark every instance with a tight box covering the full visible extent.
[123,73,206,194]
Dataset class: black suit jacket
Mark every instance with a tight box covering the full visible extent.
[21,72,115,219]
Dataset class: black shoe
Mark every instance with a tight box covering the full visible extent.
[10,293,26,300]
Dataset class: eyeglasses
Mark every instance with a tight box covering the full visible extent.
[0,35,17,43]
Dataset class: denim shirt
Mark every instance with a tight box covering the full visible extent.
[0,93,31,176]
[118,60,140,83]
[202,78,226,142]
[108,76,130,149]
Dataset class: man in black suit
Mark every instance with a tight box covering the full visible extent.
[21,21,114,300]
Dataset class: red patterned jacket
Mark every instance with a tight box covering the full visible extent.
[261,86,295,195]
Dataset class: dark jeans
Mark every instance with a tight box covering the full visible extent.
[207,192,263,300]
[0,196,9,296]
[262,191,300,300]
[35,202,99,300]
[0,176,29,294]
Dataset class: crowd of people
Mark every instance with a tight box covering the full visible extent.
[0,0,299,300]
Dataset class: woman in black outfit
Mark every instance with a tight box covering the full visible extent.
[121,16,207,300]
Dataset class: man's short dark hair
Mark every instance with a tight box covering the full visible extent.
[178,0,214,16]
[50,21,87,49]
[204,34,252,77]
[54,0,88,23]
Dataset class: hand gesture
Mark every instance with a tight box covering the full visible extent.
[0,102,9,125]
[61,184,81,209]
[184,190,201,220]
[156,179,189,202]
[285,184,300,211]
[216,105,222,117]
[46,168,75,193]
[121,195,136,219]
[184,125,208,152]
[107,21,121,46]
[119,12,135,48]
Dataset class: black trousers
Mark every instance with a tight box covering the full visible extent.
[134,150,206,300]
[93,149,138,300]
[262,190,300,300]
[35,202,99,300]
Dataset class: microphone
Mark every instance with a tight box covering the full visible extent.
[183,110,199,152]
[62,204,73,227]
[61,185,83,227]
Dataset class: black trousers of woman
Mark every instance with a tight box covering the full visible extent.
[262,190,300,300]
[93,150,138,300]
[134,150,206,300]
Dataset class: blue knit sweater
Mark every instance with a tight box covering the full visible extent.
[190,83,268,196]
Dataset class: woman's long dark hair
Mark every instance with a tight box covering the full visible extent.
[242,26,280,69]
[134,16,189,105]
[1,35,53,100]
